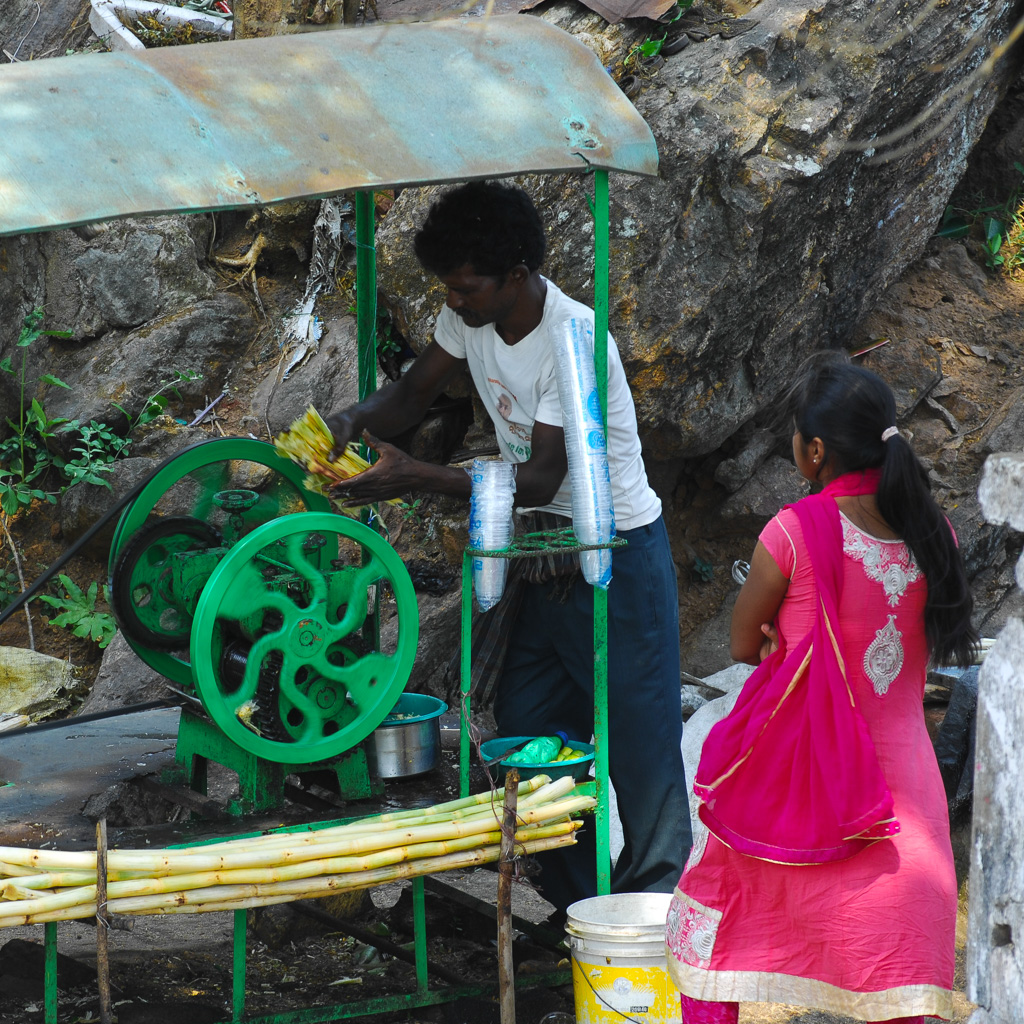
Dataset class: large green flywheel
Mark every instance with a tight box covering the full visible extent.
[190,512,419,763]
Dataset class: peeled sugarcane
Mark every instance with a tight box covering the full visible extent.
[0,821,580,912]
[0,790,591,882]
[273,405,400,512]
[1,830,581,927]
[0,776,595,927]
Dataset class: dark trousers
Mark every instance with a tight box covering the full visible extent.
[494,515,691,912]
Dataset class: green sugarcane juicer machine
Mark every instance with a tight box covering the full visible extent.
[105,437,419,814]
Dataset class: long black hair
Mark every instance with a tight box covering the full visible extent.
[413,180,546,279]
[790,353,977,668]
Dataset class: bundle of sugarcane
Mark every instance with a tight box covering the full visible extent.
[273,405,399,509]
[0,776,592,927]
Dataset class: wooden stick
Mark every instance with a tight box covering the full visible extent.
[95,819,112,1024]
[497,768,519,1024]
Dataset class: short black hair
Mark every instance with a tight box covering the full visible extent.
[413,180,546,278]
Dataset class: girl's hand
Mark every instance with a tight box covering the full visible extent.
[759,622,779,662]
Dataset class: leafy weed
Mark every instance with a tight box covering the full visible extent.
[38,574,117,648]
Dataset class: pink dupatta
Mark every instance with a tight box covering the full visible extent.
[694,469,900,864]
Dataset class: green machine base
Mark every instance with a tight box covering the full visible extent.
[166,709,383,816]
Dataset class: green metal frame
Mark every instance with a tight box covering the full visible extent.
[165,709,380,815]
[32,173,618,1024]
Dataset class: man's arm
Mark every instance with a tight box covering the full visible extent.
[325,341,464,457]
[331,420,568,508]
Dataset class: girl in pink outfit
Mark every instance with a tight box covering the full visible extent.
[666,358,976,1024]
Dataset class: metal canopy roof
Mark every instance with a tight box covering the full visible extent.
[0,15,659,236]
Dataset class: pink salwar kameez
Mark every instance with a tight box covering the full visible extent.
[667,475,956,1020]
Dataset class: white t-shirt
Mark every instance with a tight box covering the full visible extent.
[433,279,661,530]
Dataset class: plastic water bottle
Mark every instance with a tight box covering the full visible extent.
[469,458,516,611]
[552,317,615,589]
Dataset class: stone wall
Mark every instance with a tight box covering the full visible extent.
[967,452,1024,1022]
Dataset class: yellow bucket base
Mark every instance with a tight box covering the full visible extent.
[571,952,680,1024]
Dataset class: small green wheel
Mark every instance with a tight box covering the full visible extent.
[190,512,418,764]
[110,516,222,650]
[108,438,330,685]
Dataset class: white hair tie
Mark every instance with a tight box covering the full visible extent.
[881,426,899,442]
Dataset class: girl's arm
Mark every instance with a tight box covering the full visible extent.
[730,540,790,665]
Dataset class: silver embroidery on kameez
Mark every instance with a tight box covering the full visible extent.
[842,518,921,607]
[863,615,904,695]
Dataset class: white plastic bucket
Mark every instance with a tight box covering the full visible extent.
[566,892,680,1024]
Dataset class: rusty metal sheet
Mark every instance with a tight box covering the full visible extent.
[0,15,658,236]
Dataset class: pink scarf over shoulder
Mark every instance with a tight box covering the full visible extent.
[694,468,899,864]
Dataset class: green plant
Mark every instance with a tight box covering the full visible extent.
[937,162,1024,272]
[112,369,203,432]
[0,310,73,515]
[59,420,133,488]
[691,556,714,583]
[0,567,19,610]
[397,498,424,528]
[377,312,402,360]
[38,574,117,648]
[625,0,694,67]
[983,215,1005,268]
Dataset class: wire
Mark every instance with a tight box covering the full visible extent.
[569,952,645,1024]
[8,1,41,61]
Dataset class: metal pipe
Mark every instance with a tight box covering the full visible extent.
[233,907,247,1022]
[592,169,612,897]
[460,550,473,798]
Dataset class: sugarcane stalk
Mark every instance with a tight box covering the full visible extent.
[177,778,571,853]
[0,793,592,877]
[0,821,580,914]
[0,821,581,923]
[4,832,578,927]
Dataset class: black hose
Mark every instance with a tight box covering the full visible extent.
[5,699,184,736]
[0,438,239,629]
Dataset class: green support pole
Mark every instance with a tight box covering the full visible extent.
[355,189,377,406]
[592,169,612,897]
[233,908,247,1022]
[412,876,429,993]
[355,189,382,649]
[459,551,473,798]
[44,921,57,1024]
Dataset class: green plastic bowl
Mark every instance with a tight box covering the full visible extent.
[479,736,595,782]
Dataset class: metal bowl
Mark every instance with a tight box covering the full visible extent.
[371,693,448,778]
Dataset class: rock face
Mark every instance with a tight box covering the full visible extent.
[377,0,1020,460]
[1,1,1023,716]
[0,215,255,440]
[968,452,1024,1022]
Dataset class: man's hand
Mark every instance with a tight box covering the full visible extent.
[330,433,427,506]
[325,408,362,462]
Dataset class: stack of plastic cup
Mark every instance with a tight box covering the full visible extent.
[552,317,615,589]
[469,458,517,611]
